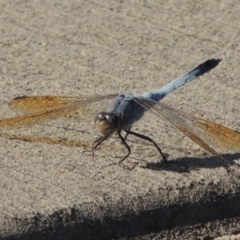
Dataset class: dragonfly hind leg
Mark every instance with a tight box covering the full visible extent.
[124,129,188,169]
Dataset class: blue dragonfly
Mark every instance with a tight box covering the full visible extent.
[0,59,240,169]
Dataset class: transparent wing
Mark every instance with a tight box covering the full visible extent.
[8,95,90,113]
[0,94,117,130]
[134,97,240,162]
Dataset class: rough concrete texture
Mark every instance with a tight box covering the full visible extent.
[0,0,240,239]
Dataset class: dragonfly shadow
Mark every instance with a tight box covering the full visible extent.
[1,132,240,174]
[146,153,240,173]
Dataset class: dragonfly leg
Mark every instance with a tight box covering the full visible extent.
[122,127,131,142]
[125,129,187,168]
[92,134,110,161]
[117,131,135,170]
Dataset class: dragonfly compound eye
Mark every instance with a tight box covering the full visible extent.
[94,112,112,135]
[94,111,121,135]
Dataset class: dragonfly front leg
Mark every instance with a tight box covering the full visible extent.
[125,129,187,168]
[92,134,110,161]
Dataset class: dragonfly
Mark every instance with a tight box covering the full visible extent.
[0,59,240,169]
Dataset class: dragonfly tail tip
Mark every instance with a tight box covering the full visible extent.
[202,58,222,73]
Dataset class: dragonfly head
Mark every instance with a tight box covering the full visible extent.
[94,111,121,136]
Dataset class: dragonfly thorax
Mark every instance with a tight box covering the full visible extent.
[94,111,122,136]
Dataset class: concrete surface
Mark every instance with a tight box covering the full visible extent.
[0,0,240,239]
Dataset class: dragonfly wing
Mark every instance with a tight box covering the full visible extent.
[189,118,240,151]
[134,97,229,161]
[8,94,117,114]
[9,96,83,113]
[0,94,117,130]
[155,105,240,152]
